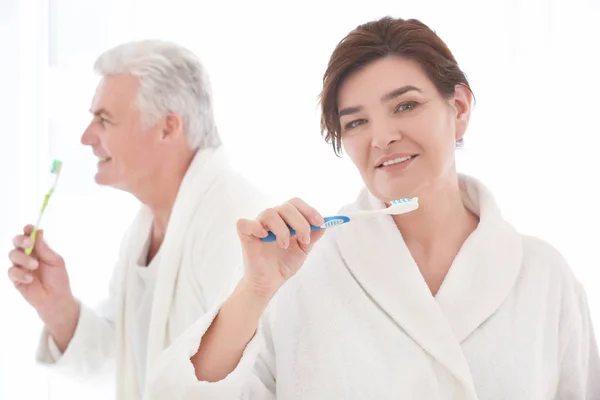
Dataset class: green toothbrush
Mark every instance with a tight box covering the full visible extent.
[25,160,63,256]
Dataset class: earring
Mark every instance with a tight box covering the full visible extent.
[455,138,464,149]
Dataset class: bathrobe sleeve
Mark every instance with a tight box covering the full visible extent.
[555,282,600,399]
[145,300,276,400]
[34,267,119,379]
[34,225,134,380]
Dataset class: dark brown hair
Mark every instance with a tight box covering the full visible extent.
[319,16,472,155]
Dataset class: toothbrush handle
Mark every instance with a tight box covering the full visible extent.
[261,224,322,243]
[260,216,350,243]
[24,228,39,256]
[24,193,52,256]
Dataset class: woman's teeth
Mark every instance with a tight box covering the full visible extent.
[381,155,414,167]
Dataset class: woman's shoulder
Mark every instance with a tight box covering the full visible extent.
[517,233,587,300]
[520,234,571,274]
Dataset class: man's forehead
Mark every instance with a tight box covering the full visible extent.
[90,74,138,111]
[90,78,108,107]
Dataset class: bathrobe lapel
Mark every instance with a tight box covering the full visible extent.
[143,146,231,373]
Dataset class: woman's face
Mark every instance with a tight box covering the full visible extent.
[338,56,472,202]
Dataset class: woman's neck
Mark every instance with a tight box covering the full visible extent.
[392,174,478,253]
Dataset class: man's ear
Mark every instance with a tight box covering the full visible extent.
[162,112,184,140]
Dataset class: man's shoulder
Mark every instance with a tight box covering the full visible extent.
[208,170,271,216]
[177,171,270,240]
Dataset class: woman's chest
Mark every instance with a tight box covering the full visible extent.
[269,280,560,399]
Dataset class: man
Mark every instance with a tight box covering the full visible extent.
[6,40,267,399]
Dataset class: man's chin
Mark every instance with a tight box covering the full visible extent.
[94,173,119,189]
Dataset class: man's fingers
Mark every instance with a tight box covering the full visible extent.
[8,265,34,285]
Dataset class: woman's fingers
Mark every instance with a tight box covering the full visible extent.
[288,197,324,227]
[241,198,324,249]
[237,218,269,241]
[276,202,313,246]
[258,208,295,249]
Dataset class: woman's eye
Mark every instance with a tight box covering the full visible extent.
[344,119,366,130]
[396,101,417,112]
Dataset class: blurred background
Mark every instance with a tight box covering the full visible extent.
[1,0,599,398]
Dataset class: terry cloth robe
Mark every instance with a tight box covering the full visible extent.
[146,174,600,400]
[35,146,269,400]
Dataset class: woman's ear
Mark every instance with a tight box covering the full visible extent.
[452,84,473,142]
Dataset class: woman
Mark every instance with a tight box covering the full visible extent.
[146,17,599,399]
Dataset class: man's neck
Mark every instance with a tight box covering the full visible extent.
[137,149,196,237]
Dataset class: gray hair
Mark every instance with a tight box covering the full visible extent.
[94,40,221,150]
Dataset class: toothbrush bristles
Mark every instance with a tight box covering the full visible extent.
[391,197,418,204]
[51,160,62,174]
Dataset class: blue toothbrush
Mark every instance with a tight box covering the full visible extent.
[261,197,419,242]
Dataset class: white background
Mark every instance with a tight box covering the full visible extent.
[1,0,599,398]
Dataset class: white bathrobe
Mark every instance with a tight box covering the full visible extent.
[146,174,600,400]
[35,146,269,400]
